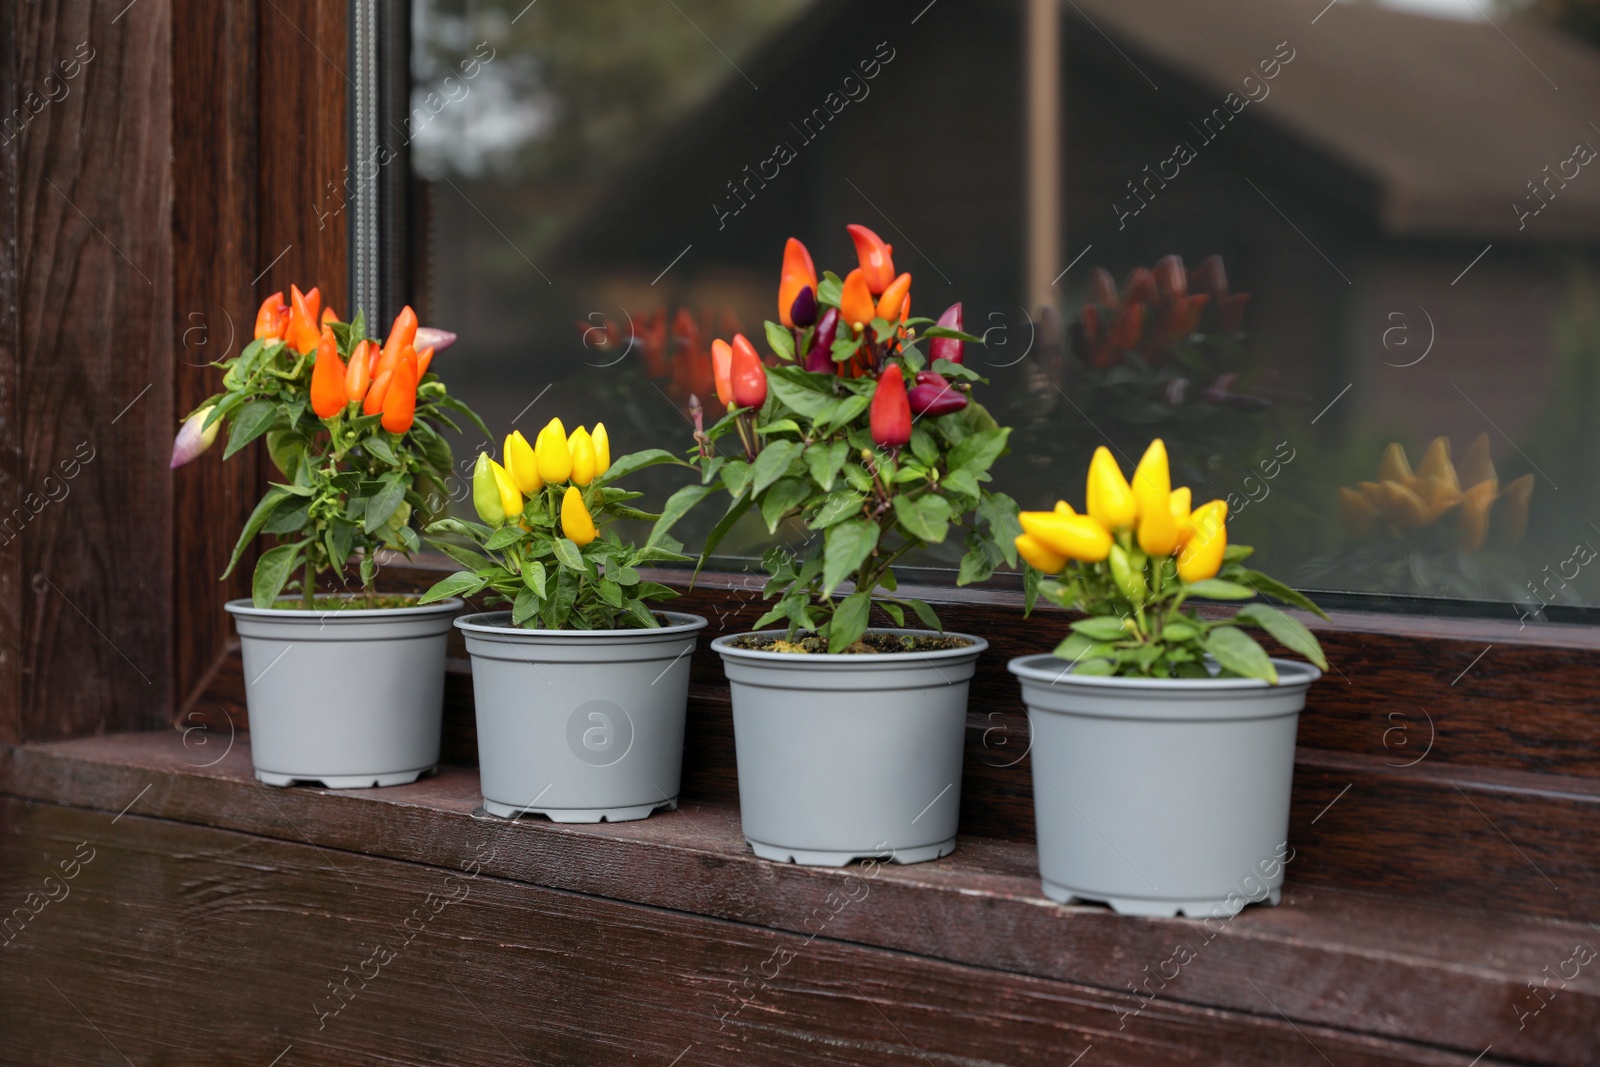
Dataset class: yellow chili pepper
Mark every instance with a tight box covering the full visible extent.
[536,417,572,483]
[1169,487,1193,547]
[1177,499,1228,582]
[472,453,505,525]
[1018,510,1113,563]
[1014,533,1067,574]
[592,422,611,476]
[503,430,543,494]
[561,485,596,546]
[1086,446,1137,531]
[568,426,597,486]
[1131,438,1178,556]
[490,459,523,521]
[1054,499,1075,515]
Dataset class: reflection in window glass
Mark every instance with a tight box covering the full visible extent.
[410,0,1600,618]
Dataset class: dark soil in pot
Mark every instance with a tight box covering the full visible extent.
[727,631,973,654]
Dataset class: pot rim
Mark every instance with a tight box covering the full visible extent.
[455,610,708,638]
[1008,652,1321,690]
[224,596,464,620]
[712,628,988,663]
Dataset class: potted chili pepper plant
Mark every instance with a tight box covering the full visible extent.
[422,419,707,822]
[652,224,1018,866]
[173,286,483,787]
[1009,438,1328,916]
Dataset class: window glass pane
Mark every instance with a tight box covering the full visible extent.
[409,0,1600,619]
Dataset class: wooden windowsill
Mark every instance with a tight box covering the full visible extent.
[3,731,1596,1065]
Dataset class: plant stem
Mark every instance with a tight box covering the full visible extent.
[302,557,316,610]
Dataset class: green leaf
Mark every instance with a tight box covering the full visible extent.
[596,578,624,607]
[431,539,492,573]
[755,418,802,437]
[817,270,843,306]
[1184,578,1257,600]
[904,597,942,632]
[594,448,682,487]
[363,474,407,534]
[511,586,541,625]
[221,487,292,579]
[1203,626,1278,682]
[1071,616,1131,641]
[262,497,310,535]
[483,525,523,551]
[840,462,874,493]
[767,375,834,418]
[223,400,279,460]
[820,394,871,433]
[760,476,813,533]
[1053,632,1115,666]
[809,490,864,530]
[363,435,399,466]
[647,483,715,548]
[878,602,905,627]
[828,592,871,653]
[764,320,795,361]
[325,521,354,571]
[693,496,754,580]
[433,394,493,441]
[419,570,489,605]
[750,440,803,496]
[1162,619,1200,642]
[524,559,547,598]
[1237,569,1329,619]
[941,468,981,501]
[251,542,303,608]
[977,492,1023,566]
[823,518,879,596]
[1223,544,1255,563]
[948,427,1010,474]
[552,537,587,573]
[909,427,938,466]
[542,569,578,628]
[893,494,951,543]
[806,439,849,492]
[1234,604,1328,670]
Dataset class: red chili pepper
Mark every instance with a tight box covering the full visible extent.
[730,333,767,408]
[804,307,839,373]
[875,272,912,322]
[846,224,895,294]
[870,364,912,446]
[381,347,418,434]
[310,325,349,418]
[907,369,968,416]
[254,291,289,341]
[929,302,965,365]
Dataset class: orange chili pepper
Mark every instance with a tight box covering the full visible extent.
[381,348,417,434]
[415,344,434,379]
[254,291,289,341]
[777,237,818,328]
[839,268,876,332]
[310,325,349,418]
[345,339,371,403]
[711,338,734,408]
[286,284,322,353]
[381,305,419,370]
[846,224,895,294]
[730,333,767,408]
[320,306,339,325]
[875,272,911,322]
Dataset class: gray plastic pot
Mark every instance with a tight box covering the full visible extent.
[1009,654,1321,918]
[456,611,708,823]
[225,597,462,788]
[713,630,987,867]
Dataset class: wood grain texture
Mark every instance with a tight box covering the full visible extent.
[0,795,1553,1066]
[3,733,1596,1064]
[0,0,174,741]
[256,0,349,315]
[171,0,260,714]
